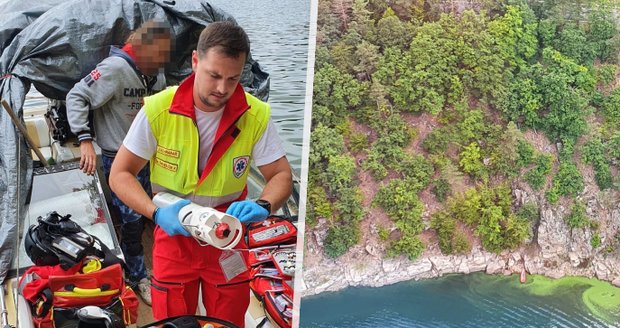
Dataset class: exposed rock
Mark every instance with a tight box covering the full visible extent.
[513,189,528,206]
[313,218,328,248]
[382,259,399,273]
[568,252,581,267]
[365,244,380,257]
[486,259,503,274]
[301,188,620,298]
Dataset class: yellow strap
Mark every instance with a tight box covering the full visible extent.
[82,259,102,273]
[54,288,119,297]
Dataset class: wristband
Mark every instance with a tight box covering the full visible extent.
[152,207,160,223]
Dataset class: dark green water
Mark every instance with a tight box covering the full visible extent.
[300,273,620,327]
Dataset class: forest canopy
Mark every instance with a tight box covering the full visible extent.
[308,0,620,259]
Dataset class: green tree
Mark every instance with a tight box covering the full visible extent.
[431,211,471,254]
[603,88,620,127]
[325,154,357,194]
[538,48,593,143]
[362,149,387,180]
[309,124,345,171]
[374,178,425,228]
[306,185,333,227]
[386,234,424,260]
[587,2,620,63]
[353,40,381,75]
[582,136,613,190]
[498,66,542,128]
[313,63,368,126]
[350,0,376,41]
[422,127,450,155]
[525,154,553,191]
[396,153,434,186]
[348,130,369,153]
[374,8,415,50]
[324,224,360,258]
[333,187,365,223]
[552,161,584,197]
[608,131,620,160]
[459,142,487,181]
[554,23,593,65]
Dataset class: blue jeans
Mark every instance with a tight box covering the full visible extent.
[102,155,151,283]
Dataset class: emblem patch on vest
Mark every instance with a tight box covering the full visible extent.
[233,156,249,179]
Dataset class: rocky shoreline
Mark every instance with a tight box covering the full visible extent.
[301,190,620,297]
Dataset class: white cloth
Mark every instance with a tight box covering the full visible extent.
[195,106,224,172]
[124,107,286,172]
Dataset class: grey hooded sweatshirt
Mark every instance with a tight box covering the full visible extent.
[67,46,154,157]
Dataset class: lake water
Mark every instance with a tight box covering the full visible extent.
[299,273,620,327]
[208,0,310,174]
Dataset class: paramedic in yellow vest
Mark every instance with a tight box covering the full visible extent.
[109,21,293,327]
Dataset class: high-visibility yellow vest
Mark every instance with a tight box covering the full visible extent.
[143,75,270,208]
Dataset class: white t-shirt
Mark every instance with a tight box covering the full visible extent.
[123,107,286,175]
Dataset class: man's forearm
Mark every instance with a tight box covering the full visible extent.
[259,169,293,213]
[109,170,157,220]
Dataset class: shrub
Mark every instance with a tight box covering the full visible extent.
[565,201,591,229]
[325,154,357,194]
[422,128,451,155]
[362,149,388,180]
[459,142,487,181]
[452,232,471,254]
[306,185,333,227]
[397,154,434,187]
[333,187,365,223]
[432,178,452,203]
[582,136,613,190]
[591,233,602,248]
[386,234,424,261]
[517,140,535,167]
[377,225,390,241]
[431,211,456,254]
[324,224,361,258]
[552,161,584,197]
[374,178,424,229]
[348,131,369,153]
[525,154,553,191]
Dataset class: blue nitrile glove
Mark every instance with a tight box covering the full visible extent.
[153,199,191,237]
[226,200,269,223]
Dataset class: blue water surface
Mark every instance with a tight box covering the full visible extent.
[300,273,620,328]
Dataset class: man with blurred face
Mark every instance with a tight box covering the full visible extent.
[109,21,293,326]
[67,20,172,306]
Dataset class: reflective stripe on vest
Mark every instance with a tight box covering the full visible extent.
[144,85,270,207]
[150,184,243,209]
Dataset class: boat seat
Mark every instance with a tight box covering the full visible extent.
[23,104,94,164]
[23,106,54,164]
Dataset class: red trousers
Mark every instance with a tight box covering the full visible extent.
[150,226,250,327]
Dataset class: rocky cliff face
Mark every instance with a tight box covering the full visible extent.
[301,189,620,297]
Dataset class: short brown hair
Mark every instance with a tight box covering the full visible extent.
[126,20,171,46]
[197,21,250,58]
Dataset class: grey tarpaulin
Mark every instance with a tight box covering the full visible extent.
[0,0,270,284]
[0,0,67,53]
